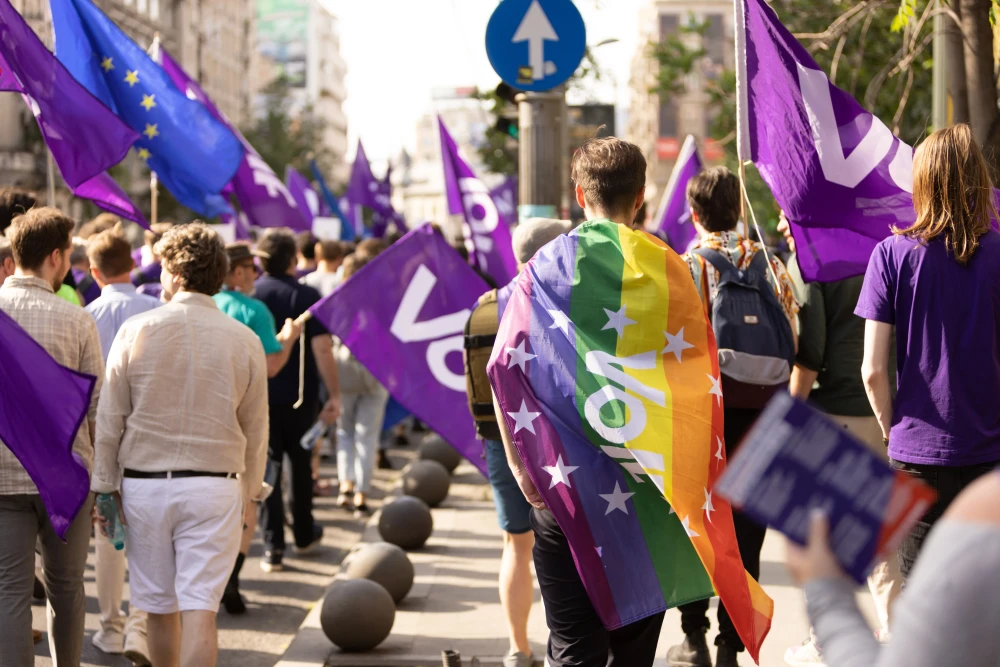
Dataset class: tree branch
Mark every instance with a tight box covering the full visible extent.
[850,10,876,97]
[830,33,848,85]
[893,67,915,134]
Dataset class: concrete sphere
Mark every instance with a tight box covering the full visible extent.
[344,542,415,603]
[320,578,395,652]
[402,459,451,507]
[418,434,463,473]
[378,496,434,550]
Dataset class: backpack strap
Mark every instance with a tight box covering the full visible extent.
[693,247,742,283]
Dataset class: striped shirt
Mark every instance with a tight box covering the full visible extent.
[0,276,104,495]
[683,230,799,326]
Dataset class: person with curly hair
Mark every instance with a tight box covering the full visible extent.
[92,223,269,667]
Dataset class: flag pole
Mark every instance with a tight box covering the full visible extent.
[45,150,56,207]
[148,33,161,226]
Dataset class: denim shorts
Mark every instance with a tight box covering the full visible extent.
[483,439,532,535]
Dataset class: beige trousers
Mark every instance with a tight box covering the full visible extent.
[828,414,903,634]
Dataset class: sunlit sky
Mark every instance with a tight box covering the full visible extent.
[321,0,643,169]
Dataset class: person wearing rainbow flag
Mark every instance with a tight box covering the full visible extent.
[488,138,772,667]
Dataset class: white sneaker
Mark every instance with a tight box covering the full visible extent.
[784,638,826,666]
[92,627,124,655]
[123,631,151,667]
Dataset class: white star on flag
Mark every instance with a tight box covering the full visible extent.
[602,305,636,338]
[702,488,716,523]
[542,455,579,489]
[548,309,572,336]
[505,340,537,372]
[598,482,635,515]
[662,327,695,363]
[715,437,725,463]
[507,400,541,435]
[681,515,699,538]
[595,546,603,557]
[707,374,723,404]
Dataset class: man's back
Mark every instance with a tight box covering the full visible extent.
[0,276,103,487]
[86,283,161,359]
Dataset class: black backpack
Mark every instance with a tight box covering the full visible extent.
[694,248,795,408]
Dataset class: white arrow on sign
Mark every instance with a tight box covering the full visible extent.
[513,0,559,81]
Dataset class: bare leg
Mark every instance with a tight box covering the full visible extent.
[147,611,181,667]
[180,610,218,667]
[500,530,535,655]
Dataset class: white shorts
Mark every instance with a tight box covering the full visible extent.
[121,476,243,614]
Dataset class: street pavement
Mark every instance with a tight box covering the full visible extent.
[31,447,407,667]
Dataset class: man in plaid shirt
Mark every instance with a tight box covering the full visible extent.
[0,207,104,666]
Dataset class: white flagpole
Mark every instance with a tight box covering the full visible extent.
[148,33,161,226]
[45,150,56,207]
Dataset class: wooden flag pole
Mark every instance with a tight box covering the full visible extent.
[150,172,158,226]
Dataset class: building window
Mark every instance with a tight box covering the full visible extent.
[704,14,724,66]
[658,99,677,138]
[136,0,147,13]
[659,13,678,42]
[149,0,159,20]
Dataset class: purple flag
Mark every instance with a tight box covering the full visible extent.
[0,0,137,189]
[439,118,518,285]
[158,47,309,231]
[653,135,701,253]
[73,172,150,229]
[0,310,96,539]
[344,141,383,237]
[309,225,489,475]
[220,211,251,241]
[736,0,914,282]
[286,166,326,224]
[490,176,519,227]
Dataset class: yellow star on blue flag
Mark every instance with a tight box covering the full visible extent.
[50,0,244,217]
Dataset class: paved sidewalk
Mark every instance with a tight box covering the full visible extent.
[281,460,879,667]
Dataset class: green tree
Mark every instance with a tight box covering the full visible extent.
[241,76,339,179]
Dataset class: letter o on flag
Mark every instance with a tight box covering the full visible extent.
[584,385,647,444]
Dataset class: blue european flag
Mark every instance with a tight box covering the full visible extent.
[50,0,243,217]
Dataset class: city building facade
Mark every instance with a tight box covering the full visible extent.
[627,0,733,198]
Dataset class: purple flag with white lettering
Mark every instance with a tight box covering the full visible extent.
[653,135,701,253]
[309,224,489,475]
[0,0,137,190]
[158,47,309,231]
[736,0,915,281]
[286,166,323,224]
[344,141,384,237]
[490,176,518,227]
[439,118,518,285]
[0,309,96,539]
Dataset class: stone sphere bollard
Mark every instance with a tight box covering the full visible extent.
[418,434,463,473]
[401,459,451,507]
[344,542,415,603]
[320,578,395,652]
[378,495,433,550]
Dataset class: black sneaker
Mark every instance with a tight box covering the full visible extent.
[666,633,712,667]
[715,643,740,667]
[294,525,324,555]
[260,550,283,573]
[221,585,247,615]
[377,450,394,470]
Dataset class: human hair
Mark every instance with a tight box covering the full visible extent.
[144,222,173,248]
[570,137,646,218]
[78,213,120,240]
[155,223,228,295]
[296,231,318,260]
[316,240,344,263]
[687,166,741,233]
[0,187,38,236]
[341,253,370,280]
[0,235,11,263]
[256,228,297,276]
[900,124,997,265]
[87,228,134,277]
[5,207,74,271]
[355,238,386,261]
[70,237,89,266]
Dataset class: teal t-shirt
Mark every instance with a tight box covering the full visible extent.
[213,289,282,355]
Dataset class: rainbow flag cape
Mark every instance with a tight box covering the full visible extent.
[487,220,773,661]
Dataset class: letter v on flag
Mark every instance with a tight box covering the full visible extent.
[308,225,490,475]
[735,0,915,282]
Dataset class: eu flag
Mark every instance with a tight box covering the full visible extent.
[50,0,244,217]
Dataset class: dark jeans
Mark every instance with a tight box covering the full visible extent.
[889,459,998,579]
[678,408,766,652]
[260,402,318,552]
[530,507,664,667]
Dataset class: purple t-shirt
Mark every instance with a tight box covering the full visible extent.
[855,232,1000,466]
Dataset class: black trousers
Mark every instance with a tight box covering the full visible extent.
[889,459,998,579]
[530,507,664,667]
[260,402,318,552]
[678,408,766,652]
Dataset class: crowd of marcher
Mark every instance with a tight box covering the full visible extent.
[2,123,999,667]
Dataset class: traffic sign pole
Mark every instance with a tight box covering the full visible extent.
[518,87,565,220]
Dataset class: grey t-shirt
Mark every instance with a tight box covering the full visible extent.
[806,520,1000,667]
[301,270,341,298]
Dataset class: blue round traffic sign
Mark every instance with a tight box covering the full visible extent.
[485,0,587,93]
